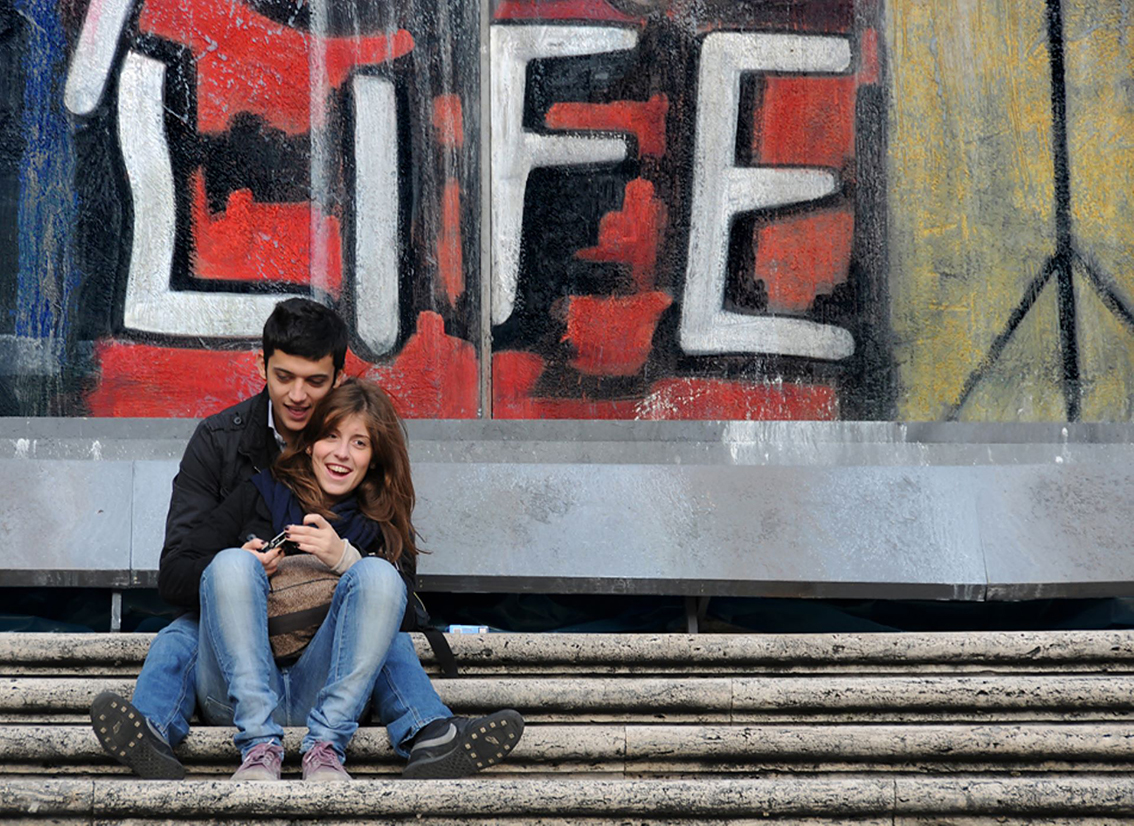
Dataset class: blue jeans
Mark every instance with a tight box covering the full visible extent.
[196,548,426,759]
[131,613,199,746]
[133,557,451,756]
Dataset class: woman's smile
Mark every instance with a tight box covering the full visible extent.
[310,413,373,499]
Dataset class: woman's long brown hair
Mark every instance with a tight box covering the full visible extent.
[272,378,418,564]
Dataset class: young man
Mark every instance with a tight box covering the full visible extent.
[91,298,522,780]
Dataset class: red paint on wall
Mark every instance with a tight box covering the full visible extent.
[139,0,414,134]
[189,171,343,293]
[492,351,837,420]
[563,291,672,377]
[576,178,666,290]
[754,209,854,312]
[86,342,265,418]
[492,351,643,419]
[494,0,635,22]
[87,314,476,419]
[643,378,838,420]
[362,312,478,418]
[754,76,856,168]
[858,28,880,85]
[432,94,464,149]
[545,95,669,158]
[436,179,464,307]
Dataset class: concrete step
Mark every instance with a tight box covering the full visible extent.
[3,630,1134,822]
[3,631,1133,676]
[2,776,1133,823]
[3,722,1134,776]
[4,674,1132,725]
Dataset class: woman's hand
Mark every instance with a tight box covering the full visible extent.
[286,514,345,568]
[241,537,282,575]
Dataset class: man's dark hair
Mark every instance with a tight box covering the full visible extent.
[262,298,349,373]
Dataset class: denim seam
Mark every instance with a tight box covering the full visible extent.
[158,643,197,742]
[199,553,283,755]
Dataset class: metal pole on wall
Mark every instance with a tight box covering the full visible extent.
[110,590,122,633]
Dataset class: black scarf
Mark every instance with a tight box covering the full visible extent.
[251,470,381,553]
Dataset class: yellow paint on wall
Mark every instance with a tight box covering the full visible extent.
[886,0,1134,420]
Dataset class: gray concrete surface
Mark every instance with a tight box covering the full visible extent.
[3,419,1134,599]
[5,673,1133,723]
[4,722,1134,776]
[3,631,1134,674]
[3,776,1134,820]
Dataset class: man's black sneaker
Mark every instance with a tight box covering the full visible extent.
[403,709,524,778]
[90,691,185,779]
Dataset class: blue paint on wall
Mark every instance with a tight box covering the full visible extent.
[15,0,77,347]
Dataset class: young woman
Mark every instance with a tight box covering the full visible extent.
[157,379,521,781]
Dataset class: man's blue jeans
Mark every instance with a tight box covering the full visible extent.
[132,557,451,756]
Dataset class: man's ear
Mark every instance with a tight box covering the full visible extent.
[256,350,268,382]
[333,370,345,388]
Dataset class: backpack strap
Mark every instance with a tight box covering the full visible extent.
[422,627,459,679]
[411,592,459,678]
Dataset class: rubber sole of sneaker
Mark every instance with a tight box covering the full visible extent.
[403,709,524,779]
[90,691,185,780]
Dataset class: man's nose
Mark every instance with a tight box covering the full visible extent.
[288,381,307,400]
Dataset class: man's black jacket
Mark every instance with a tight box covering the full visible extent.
[157,390,279,607]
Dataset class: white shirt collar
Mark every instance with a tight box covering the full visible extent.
[265,398,288,451]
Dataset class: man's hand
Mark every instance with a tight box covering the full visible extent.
[285,514,345,568]
[241,537,282,575]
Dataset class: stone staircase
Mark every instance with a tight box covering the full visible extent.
[2,629,1133,823]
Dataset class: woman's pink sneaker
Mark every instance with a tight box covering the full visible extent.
[302,741,352,781]
[232,742,284,781]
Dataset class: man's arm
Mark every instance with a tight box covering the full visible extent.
[158,481,266,610]
[160,421,225,564]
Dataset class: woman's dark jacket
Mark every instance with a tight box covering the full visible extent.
[157,478,417,629]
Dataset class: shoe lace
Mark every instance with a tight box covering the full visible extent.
[304,741,341,771]
[243,743,282,770]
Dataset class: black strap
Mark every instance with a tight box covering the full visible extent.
[422,628,458,679]
[267,603,331,636]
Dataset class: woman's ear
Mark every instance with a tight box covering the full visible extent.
[305,445,312,455]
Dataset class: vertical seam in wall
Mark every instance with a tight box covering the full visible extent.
[478,0,493,419]
[128,459,136,583]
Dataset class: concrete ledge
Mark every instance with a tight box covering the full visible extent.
[4,723,1134,776]
[3,776,1134,820]
[4,631,1133,675]
[5,673,1133,723]
[6,420,1134,601]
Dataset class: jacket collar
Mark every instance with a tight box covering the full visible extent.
[238,388,279,469]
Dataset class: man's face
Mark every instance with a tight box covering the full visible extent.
[257,349,340,438]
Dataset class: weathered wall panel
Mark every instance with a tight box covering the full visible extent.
[1,0,1131,422]
[2,0,482,418]
[489,0,890,420]
[888,0,1134,422]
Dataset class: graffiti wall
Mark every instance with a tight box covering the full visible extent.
[1,0,1131,421]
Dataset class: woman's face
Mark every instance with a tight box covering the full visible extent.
[309,412,374,500]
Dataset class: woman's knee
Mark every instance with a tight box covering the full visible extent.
[340,557,405,606]
[200,548,266,599]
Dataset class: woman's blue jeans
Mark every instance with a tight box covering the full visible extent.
[195,548,413,761]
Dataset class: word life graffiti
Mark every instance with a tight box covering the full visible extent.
[3,0,481,418]
[489,0,890,420]
[0,0,891,420]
